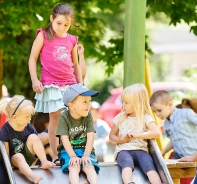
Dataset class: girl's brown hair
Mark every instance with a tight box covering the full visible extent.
[44,3,75,40]
[176,98,197,113]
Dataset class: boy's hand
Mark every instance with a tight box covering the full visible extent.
[81,155,92,167]
[69,156,81,167]
[178,156,196,162]
[118,134,131,144]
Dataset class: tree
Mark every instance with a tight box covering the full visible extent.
[147,0,197,35]
[0,0,110,98]
[1,0,197,99]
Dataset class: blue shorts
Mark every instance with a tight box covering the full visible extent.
[59,149,100,173]
[117,150,156,174]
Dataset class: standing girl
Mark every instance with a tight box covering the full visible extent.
[0,95,55,184]
[109,84,162,184]
[28,3,82,164]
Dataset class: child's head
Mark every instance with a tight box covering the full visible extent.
[150,90,173,120]
[63,84,99,118]
[32,112,49,133]
[45,3,75,39]
[90,101,101,123]
[0,95,34,122]
[119,84,153,130]
[176,98,197,113]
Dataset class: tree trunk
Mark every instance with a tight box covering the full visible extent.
[0,49,3,98]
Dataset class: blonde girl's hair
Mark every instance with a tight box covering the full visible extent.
[0,95,35,119]
[117,83,154,131]
[44,3,75,40]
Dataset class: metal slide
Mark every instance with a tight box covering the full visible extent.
[0,140,173,184]
[0,141,16,184]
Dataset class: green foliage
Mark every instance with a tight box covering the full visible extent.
[1,0,197,100]
[91,79,117,105]
[147,0,197,34]
[183,67,197,83]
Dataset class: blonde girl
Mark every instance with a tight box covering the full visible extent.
[0,95,55,184]
[109,84,162,184]
[28,3,82,165]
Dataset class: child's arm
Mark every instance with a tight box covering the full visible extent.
[161,140,173,156]
[61,135,81,166]
[179,151,197,162]
[28,32,44,94]
[81,132,94,166]
[4,142,10,159]
[128,122,161,139]
[84,132,94,156]
[72,45,83,84]
[109,125,131,144]
[77,44,86,82]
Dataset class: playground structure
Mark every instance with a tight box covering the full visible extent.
[1,138,197,183]
[0,139,173,184]
[0,1,197,184]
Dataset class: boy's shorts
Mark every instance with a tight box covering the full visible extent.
[23,143,37,166]
[117,150,156,174]
[59,149,100,173]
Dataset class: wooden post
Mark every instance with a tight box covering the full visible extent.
[123,0,147,88]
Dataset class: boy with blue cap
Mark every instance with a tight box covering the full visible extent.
[56,83,100,184]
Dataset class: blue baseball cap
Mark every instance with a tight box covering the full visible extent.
[63,84,99,106]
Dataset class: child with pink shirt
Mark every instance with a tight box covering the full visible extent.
[28,3,82,165]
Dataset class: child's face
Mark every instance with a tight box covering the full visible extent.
[51,14,71,37]
[14,110,32,127]
[69,95,91,119]
[151,102,172,120]
[122,101,135,116]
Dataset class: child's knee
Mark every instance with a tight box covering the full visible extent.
[27,134,40,143]
[11,153,25,163]
[68,165,80,173]
[82,164,95,173]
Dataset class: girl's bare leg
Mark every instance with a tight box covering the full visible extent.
[68,165,80,184]
[122,167,133,184]
[26,134,55,169]
[38,132,49,145]
[11,153,43,183]
[49,110,61,162]
[83,165,98,184]
[38,132,53,159]
[147,170,162,184]
[45,145,53,159]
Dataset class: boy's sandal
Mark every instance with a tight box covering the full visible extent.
[53,159,61,166]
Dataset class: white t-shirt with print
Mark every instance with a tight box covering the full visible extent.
[113,114,154,159]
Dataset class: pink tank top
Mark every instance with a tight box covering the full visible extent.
[37,29,78,86]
